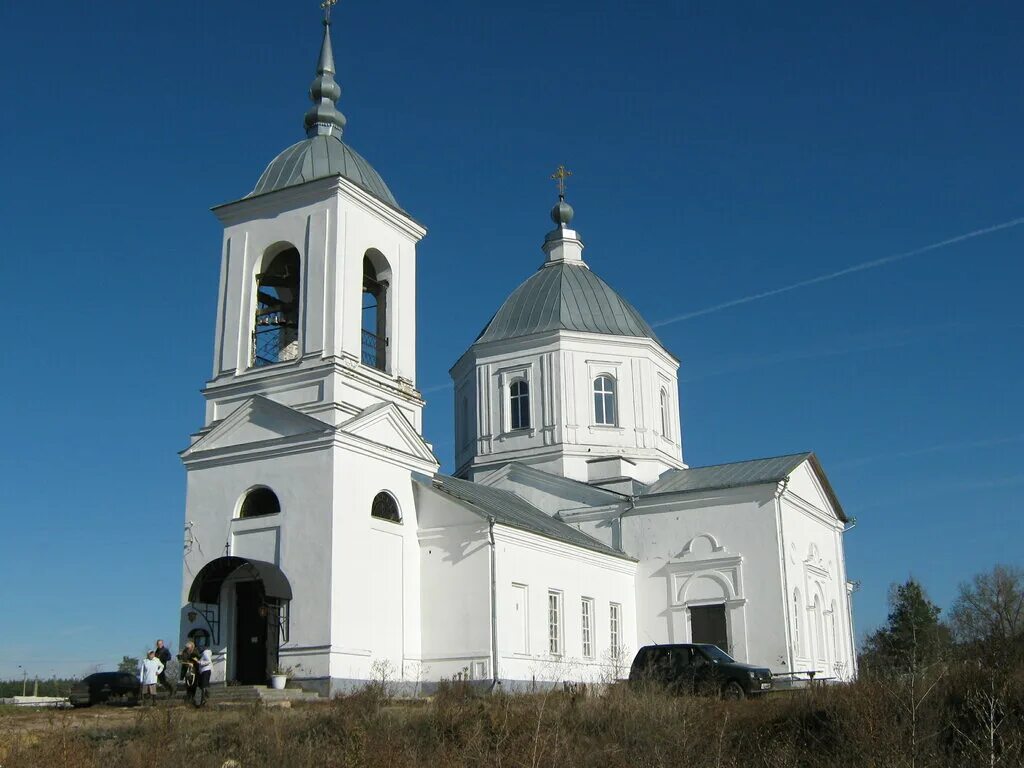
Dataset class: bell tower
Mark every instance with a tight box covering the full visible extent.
[201,15,427,433]
[180,9,437,696]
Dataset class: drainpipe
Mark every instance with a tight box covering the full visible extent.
[488,517,499,690]
[616,496,637,552]
[774,479,795,674]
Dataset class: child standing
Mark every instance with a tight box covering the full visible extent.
[139,650,165,706]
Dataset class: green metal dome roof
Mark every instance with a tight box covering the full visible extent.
[475,262,662,345]
[250,135,400,209]
[248,18,401,211]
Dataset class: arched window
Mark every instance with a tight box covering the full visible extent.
[253,248,301,367]
[239,487,281,518]
[362,253,390,371]
[371,491,401,523]
[659,388,671,439]
[510,379,530,430]
[593,375,617,426]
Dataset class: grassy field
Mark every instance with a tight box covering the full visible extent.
[1,668,1021,768]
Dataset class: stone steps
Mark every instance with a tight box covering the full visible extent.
[182,685,321,704]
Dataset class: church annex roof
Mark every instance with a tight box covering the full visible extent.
[643,452,847,521]
[474,262,662,345]
[247,16,401,211]
[429,474,634,560]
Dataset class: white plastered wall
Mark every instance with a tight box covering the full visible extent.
[452,331,684,484]
[415,487,493,681]
[779,462,856,681]
[617,487,792,673]
[180,442,335,684]
[493,527,638,686]
[207,177,426,431]
[326,449,427,685]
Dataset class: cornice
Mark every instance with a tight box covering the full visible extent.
[333,430,439,473]
[557,504,624,523]
[667,553,743,571]
[492,525,637,571]
[181,432,335,468]
[782,493,843,530]
[204,357,426,407]
[632,484,773,513]
[212,176,427,241]
[450,327,680,375]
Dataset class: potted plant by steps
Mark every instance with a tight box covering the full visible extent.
[270,666,292,690]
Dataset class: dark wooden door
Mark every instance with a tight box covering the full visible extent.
[235,582,268,684]
[690,604,729,652]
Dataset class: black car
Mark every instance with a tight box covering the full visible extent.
[629,644,773,699]
[69,672,141,707]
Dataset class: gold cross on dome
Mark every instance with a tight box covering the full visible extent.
[551,164,573,197]
[321,0,339,21]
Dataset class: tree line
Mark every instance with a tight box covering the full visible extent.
[0,678,78,698]
[859,562,1024,673]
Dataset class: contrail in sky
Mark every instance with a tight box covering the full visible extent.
[652,216,1024,328]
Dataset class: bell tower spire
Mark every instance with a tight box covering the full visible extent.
[304,1,347,139]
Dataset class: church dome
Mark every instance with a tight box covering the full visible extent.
[247,17,401,211]
[250,134,401,210]
[475,261,662,345]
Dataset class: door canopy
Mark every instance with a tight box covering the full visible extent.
[187,556,293,604]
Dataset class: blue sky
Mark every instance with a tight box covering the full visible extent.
[1,0,1021,678]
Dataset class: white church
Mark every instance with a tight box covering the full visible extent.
[179,16,857,696]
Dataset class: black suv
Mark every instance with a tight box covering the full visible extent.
[69,672,141,707]
[629,644,773,699]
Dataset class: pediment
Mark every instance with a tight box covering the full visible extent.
[339,402,437,465]
[785,456,847,522]
[185,396,332,456]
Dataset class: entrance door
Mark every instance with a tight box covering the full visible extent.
[235,581,269,684]
[690,604,729,653]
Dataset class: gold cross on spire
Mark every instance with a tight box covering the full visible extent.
[321,0,339,22]
[551,164,573,198]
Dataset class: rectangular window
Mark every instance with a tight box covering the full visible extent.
[609,603,621,658]
[581,598,594,658]
[593,376,618,426]
[510,379,531,430]
[548,591,563,656]
[512,583,529,655]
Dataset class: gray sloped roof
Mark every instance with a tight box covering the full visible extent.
[475,262,662,345]
[645,453,810,495]
[644,452,847,521]
[430,474,633,560]
[250,134,401,210]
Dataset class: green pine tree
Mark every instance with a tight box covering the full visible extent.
[860,578,951,674]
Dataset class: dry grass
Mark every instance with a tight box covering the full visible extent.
[1,666,1022,768]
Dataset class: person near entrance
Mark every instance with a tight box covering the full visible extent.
[178,641,201,705]
[196,646,213,706]
[139,651,165,706]
[154,639,175,697]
